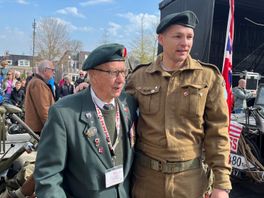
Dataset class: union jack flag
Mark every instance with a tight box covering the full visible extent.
[222,0,234,116]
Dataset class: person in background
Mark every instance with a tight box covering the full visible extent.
[74,81,89,93]
[34,43,137,198]
[25,71,33,90]
[2,70,16,103]
[74,70,86,87]
[232,79,256,113]
[0,60,9,79]
[24,60,55,135]
[48,76,59,101]
[10,80,25,108]
[126,11,231,198]
[14,71,21,81]
[59,75,74,98]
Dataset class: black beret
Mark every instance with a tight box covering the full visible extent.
[156,10,199,34]
[82,43,127,71]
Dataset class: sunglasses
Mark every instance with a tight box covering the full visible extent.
[45,67,55,72]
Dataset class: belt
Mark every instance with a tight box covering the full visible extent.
[136,152,201,173]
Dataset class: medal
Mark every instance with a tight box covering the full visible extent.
[85,113,92,119]
[98,147,104,154]
[95,138,100,147]
[84,127,97,138]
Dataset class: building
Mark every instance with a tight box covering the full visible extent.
[0,52,33,77]
[56,50,90,82]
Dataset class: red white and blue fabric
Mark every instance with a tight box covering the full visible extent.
[229,121,243,153]
[222,0,234,116]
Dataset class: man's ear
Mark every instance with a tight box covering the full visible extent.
[157,34,163,46]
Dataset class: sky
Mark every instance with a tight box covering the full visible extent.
[0,0,162,56]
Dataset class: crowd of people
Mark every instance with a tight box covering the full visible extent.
[1,10,232,198]
[0,60,90,109]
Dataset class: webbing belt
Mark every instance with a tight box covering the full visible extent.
[136,152,201,173]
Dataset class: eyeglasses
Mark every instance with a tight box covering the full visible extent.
[80,74,84,76]
[45,67,55,72]
[91,68,128,78]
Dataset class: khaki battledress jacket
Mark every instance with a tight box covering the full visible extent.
[126,54,231,192]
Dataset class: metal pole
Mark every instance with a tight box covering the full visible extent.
[32,19,36,69]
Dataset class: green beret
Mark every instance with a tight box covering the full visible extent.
[82,43,127,71]
[156,10,199,34]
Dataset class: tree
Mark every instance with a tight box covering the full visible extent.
[66,40,83,53]
[35,17,83,61]
[129,14,159,65]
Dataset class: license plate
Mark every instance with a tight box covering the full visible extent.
[230,153,255,170]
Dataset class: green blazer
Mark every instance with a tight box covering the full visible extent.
[34,88,138,198]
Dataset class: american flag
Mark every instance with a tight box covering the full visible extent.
[222,0,235,116]
[229,121,243,153]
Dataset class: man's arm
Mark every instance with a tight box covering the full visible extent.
[204,72,232,191]
[34,106,67,198]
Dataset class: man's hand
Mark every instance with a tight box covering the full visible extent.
[20,174,35,197]
[209,188,229,198]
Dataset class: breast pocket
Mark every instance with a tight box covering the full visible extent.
[179,83,208,117]
[136,85,160,114]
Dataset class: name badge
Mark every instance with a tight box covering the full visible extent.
[105,165,124,188]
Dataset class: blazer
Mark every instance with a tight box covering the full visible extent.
[34,87,138,198]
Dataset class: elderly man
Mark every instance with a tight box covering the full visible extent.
[24,60,55,134]
[34,43,137,198]
[126,11,231,198]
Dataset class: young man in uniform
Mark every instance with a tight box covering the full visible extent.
[126,11,231,198]
[34,43,137,198]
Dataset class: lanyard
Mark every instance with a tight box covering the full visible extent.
[95,103,121,156]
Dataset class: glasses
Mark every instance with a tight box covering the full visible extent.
[92,68,128,78]
[45,67,55,72]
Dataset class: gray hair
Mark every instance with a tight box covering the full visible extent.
[38,60,53,73]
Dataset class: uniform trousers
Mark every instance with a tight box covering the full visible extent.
[132,162,211,198]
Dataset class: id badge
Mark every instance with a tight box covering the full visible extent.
[105,165,124,188]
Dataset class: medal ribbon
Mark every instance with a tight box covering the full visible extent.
[95,103,120,156]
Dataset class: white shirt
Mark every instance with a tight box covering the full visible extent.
[90,87,115,109]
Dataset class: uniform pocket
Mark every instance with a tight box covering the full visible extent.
[179,83,208,117]
[136,85,160,114]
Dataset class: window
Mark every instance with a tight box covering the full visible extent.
[18,59,30,67]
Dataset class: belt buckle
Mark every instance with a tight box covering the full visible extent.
[150,159,162,171]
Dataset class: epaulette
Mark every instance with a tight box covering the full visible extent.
[197,60,221,74]
[131,62,152,73]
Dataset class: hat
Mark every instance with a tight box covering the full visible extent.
[82,43,127,71]
[156,10,199,34]
[0,60,8,66]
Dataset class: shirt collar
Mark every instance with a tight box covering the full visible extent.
[146,53,203,74]
[90,87,115,109]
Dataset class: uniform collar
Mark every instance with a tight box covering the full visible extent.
[146,53,203,74]
[90,87,115,109]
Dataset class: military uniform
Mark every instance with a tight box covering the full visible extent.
[126,54,231,198]
[34,43,138,198]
